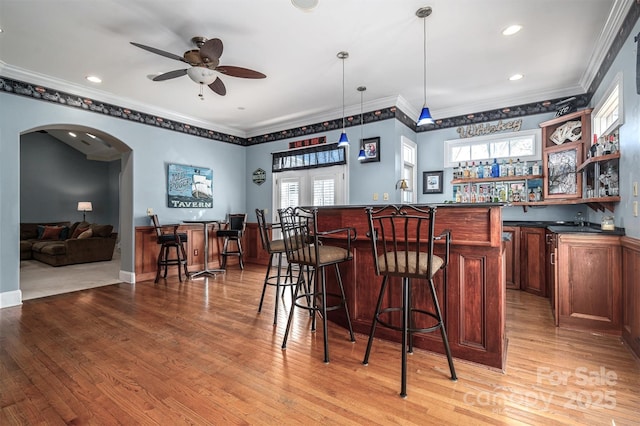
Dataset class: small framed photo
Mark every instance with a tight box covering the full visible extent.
[423,170,443,194]
[360,137,380,163]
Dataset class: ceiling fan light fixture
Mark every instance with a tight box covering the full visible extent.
[187,67,217,85]
[291,0,318,11]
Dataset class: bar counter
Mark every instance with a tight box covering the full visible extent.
[313,203,506,370]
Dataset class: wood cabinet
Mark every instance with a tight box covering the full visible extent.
[621,237,640,358]
[503,226,520,289]
[519,227,547,297]
[555,233,622,334]
[545,230,559,325]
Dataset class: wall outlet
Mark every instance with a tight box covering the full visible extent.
[373,193,379,201]
[194,249,199,256]
[147,208,153,216]
[383,192,389,201]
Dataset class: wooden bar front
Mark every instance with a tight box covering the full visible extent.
[314,204,506,370]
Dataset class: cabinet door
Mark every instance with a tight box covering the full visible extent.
[503,226,520,289]
[556,234,622,333]
[520,227,546,297]
[545,231,558,325]
[543,143,583,199]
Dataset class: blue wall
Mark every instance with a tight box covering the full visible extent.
[20,132,120,228]
[1,17,638,306]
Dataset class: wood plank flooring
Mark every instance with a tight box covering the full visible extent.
[1,265,639,425]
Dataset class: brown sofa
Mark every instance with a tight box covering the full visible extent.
[20,221,117,266]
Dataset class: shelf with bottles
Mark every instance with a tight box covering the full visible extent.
[452,158,543,183]
[453,178,544,204]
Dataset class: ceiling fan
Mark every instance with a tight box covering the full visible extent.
[130,36,266,98]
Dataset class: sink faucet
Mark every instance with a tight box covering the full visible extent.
[575,212,585,227]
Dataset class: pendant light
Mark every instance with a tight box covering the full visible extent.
[337,51,350,147]
[416,6,434,126]
[357,86,367,161]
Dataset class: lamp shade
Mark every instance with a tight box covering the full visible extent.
[186,67,217,85]
[338,131,349,147]
[417,107,434,126]
[358,147,366,160]
[77,202,93,212]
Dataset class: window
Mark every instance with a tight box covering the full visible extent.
[401,136,417,203]
[444,129,540,169]
[592,72,623,137]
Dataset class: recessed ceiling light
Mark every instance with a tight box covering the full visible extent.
[509,73,524,81]
[68,132,77,137]
[502,25,522,36]
[86,75,102,83]
[291,0,318,11]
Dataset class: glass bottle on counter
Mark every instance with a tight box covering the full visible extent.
[477,161,484,178]
[484,161,492,178]
[463,162,470,179]
[499,159,507,177]
[514,158,522,176]
[589,134,598,159]
[507,158,515,176]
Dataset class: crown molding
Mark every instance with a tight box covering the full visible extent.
[0,61,245,138]
[579,0,634,90]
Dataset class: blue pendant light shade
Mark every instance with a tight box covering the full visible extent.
[417,106,434,126]
[416,6,434,127]
[357,86,367,160]
[337,51,350,147]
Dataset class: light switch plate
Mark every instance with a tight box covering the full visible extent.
[147,208,154,216]
[373,193,379,201]
[383,193,389,201]
[634,201,638,217]
[633,182,638,197]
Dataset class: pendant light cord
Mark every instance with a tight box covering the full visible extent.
[423,14,427,106]
[342,57,346,131]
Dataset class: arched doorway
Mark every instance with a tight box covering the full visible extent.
[19,124,133,299]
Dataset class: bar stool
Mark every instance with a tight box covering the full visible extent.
[217,213,247,270]
[362,204,457,398]
[278,206,356,363]
[255,208,296,325]
[151,214,189,283]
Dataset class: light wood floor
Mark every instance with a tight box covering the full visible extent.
[1,265,638,425]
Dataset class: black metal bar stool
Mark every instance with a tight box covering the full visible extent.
[362,204,457,398]
[278,206,356,363]
[255,208,296,325]
[151,215,189,283]
[217,213,247,270]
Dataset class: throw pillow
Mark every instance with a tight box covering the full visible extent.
[71,226,90,239]
[77,228,93,239]
[59,226,70,240]
[90,224,113,238]
[40,225,64,240]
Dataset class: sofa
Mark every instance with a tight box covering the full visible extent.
[20,221,117,266]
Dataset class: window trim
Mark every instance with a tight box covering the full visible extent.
[592,72,623,137]
[444,129,541,168]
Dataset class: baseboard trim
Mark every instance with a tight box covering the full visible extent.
[0,290,23,309]
[119,270,135,284]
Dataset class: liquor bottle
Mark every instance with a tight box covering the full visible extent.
[484,161,492,178]
[455,186,462,203]
[477,161,484,179]
[596,136,604,157]
[499,159,507,177]
[463,162,470,179]
[507,158,515,176]
[522,160,528,176]
[603,135,612,155]
[515,158,522,176]
[470,161,477,178]
[532,161,540,176]
[589,134,598,159]
[491,158,500,178]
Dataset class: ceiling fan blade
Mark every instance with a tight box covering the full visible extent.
[208,77,226,96]
[200,38,223,63]
[215,66,266,79]
[152,69,188,81]
[130,42,186,63]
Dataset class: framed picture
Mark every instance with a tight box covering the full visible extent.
[360,137,380,163]
[167,163,213,208]
[423,170,444,194]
